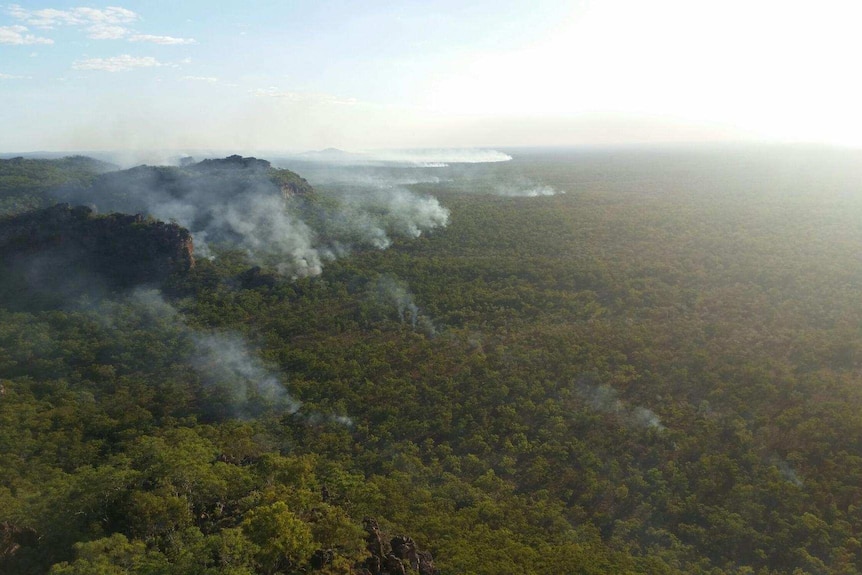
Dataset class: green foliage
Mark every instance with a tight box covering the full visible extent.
[0,156,112,216]
[49,534,168,575]
[241,502,315,574]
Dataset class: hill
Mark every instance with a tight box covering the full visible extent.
[0,203,194,308]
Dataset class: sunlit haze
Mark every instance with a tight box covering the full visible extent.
[2,0,860,153]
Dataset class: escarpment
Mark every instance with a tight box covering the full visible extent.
[0,203,194,288]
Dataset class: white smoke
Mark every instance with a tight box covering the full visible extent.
[53,157,450,278]
[293,169,448,187]
[373,275,437,336]
[772,457,804,487]
[97,289,353,424]
[631,406,665,430]
[204,193,324,277]
[495,184,562,197]
[312,185,450,252]
[192,332,302,416]
[578,383,665,431]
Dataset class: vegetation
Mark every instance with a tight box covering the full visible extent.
[2,146,862,573]
[0,156,113,216]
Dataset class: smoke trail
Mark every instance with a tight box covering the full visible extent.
[577,383,665,431]
[202,192,324,277]
[192,332,302,417]
[771,457,804,486]
[372,275,437,336]
[95,289,353,424]
[494,183,562,197]
[307,183,450,252]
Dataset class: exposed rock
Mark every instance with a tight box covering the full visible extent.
[390,536,419,571]
[310,548,334,569]
[356,518,437,575]
[384,553,406,575]
[363,517,385,570]
[418,551,437,575]
[0,522,39,560]
[0,203,194,288]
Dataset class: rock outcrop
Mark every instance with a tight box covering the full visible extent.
[0,203,194,288]
[0,522,38,561]
[353,518,437,575]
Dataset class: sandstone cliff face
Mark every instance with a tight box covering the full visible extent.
[0,203,194,288]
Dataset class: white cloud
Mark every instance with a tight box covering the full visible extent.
[7,5,195,44]
[8,5,138,28]
[72,54,162,72]
[0,24,53,45]
[129,34,195,45]
[86,23,129,40]
[0,72,30,79]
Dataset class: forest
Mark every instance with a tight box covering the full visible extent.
[1,145,862,574]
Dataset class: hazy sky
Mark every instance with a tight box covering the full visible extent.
[1,0,860,153]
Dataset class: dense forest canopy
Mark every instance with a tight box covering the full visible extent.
[2,145,862,574]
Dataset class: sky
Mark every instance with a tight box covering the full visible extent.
[1,0,861,154]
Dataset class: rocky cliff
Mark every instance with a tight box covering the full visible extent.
[354,518,437,575]
[0,203,194,288]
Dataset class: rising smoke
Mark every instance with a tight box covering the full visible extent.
[372,274,437,336]
[94,289,351,424]
[52,156,450,277]
[493,182,562,197]
[313,186,450,251]
[192,332,303,417]
[578,382,665,431]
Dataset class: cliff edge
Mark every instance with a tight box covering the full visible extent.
[0,203,194,288]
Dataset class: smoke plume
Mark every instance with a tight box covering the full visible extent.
[52,156,449,277]
[372,275,437,336]
[494,183,562,197]
[578,383,665,431]
[192,332,302,417]
[332,187,449,248]
[94,289,351,424]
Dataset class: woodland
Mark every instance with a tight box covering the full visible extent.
[1,146,862,574]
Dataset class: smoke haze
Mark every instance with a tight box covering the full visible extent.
[294,148,513,166]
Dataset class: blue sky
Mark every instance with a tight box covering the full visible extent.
[1,1,860,154]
